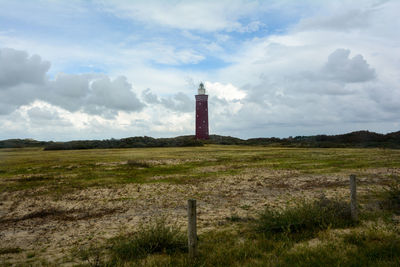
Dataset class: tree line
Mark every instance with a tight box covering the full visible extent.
[1,130,400,150]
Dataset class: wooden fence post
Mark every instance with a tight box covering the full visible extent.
[350,174,358,222]
[187,199,197,259]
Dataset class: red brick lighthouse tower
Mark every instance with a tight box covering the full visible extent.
[195,82,209,140]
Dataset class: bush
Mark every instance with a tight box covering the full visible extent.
[255,196,353,236]
[109,218,187,262]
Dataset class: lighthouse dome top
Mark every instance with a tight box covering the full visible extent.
[198,82,206,95]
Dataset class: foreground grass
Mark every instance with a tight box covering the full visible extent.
[1,146,400,195]
[76,179,400,266]
[78,192,400,267]
[1,145,400,266]
[256,196,354,237]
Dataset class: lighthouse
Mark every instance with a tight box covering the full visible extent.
[195,82,209,140]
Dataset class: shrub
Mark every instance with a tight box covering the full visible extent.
[255,196,353,236]
[109,218,187,262]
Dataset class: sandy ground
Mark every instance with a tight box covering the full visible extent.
[0,167,396,265]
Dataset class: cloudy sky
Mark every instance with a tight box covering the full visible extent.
[0,0,399,140]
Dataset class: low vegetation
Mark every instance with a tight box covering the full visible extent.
[78,186,400,266]
[109,218,187,261]
[255,196,353,237]
[1,130,400,150]
[382,175,400,213]
[43,136,204,150]
[2,146,400,195]
[126,159,151,168]
[0,247,23,255]
[1,145,400,265]
[78,218,187,265]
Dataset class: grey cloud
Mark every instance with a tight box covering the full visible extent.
[27,107,72,128]
[82,105,118,118]
[0,47,145,117]
[46,74,145,117]
[27,106,57,120]
[51,73,92,98]
[323,49,376,83]
[221,91,383,137]
[46,74,145,116]
[141,88,193,112]
[233,48,385,134]
[141,88,160,104]
[27,106,72,127]
[0,83,42,115]
[86,76,145,113]
[281,78,358,96]
[45,73,93,112]
[0,48,50,88]
[0,103,15,115]
[160,92,193,112]
[0,48,50,114]
[366,81,400,113]
[245,48,376,105]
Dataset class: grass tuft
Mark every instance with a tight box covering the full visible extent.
[343,227,400,263]
[126,160,151,168]
[255,195,353,237]
[76,244,106,267]
[0,247,23,255]
[109,218,187,262]
[382,175,400,213]
[280,226,400,267]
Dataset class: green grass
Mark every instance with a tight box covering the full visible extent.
[77,195,400,267]
[279,226,400,267]
[109,218,187,261]
[2,145,400,266]
[78,218,187,266]
[255,196,354,238]
[76,175,400,267]
[2,146,400,196]
[381,175,400,213]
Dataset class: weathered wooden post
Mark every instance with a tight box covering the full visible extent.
[350,174,358,222]
[187,199,197,259]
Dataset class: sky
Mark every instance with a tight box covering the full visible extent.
[0,0,399,141]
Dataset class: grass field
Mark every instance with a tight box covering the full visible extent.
[0,145,399,266]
